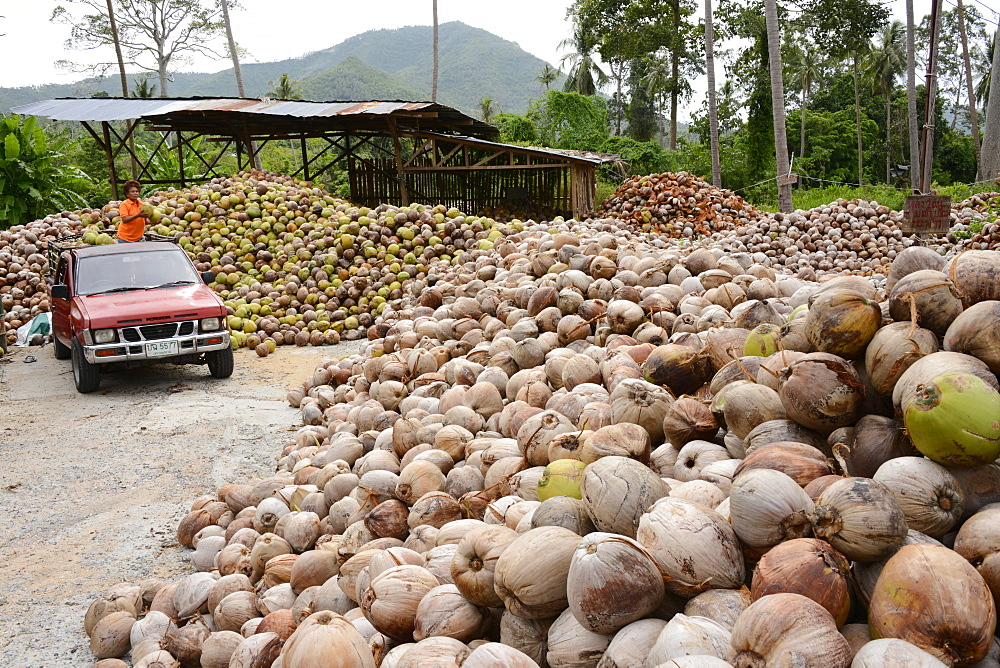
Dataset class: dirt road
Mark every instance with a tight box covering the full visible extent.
[0,340,361,667]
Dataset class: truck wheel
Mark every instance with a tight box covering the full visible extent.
[206,346,234,378]
[71,338,101,393]
[53,335,71,360]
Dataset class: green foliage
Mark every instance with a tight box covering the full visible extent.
[61,130,112,207]
[599,136,670,177]
[934,131,977,185]
[494,113,537,144]
[625,59,658,141]
[527,90,609,150]
[0,115,90,229]
[787,109,880,184]
[131,134,210,191]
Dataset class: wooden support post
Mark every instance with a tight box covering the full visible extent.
[301,135,310,181]
[388,119,410,206]
[101,122,120,200]
[176,131,186,188]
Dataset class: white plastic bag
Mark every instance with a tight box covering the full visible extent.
[15,312,52,346]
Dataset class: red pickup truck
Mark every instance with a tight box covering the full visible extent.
[47,236,233,393]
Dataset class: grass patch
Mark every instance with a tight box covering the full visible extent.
[740,180,999,213]
[595,179,618,207]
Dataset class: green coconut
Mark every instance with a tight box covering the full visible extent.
[903,372,1000,468]
[744,323,782,357]
[536,459,587,501]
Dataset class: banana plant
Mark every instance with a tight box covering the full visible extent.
[0,115,90,229]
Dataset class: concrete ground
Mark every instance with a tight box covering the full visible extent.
[0,339,362,667]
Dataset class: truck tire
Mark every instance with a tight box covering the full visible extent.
[206,346,234,379]
[53,335,71,360]
[72,338,101,393]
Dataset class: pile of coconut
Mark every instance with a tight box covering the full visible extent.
[81,224,1000,668]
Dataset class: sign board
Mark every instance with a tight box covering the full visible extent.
[903,195,952,235]
[777,173,799,187]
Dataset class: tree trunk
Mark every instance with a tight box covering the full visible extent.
[221,0,244,96]
[158,56,169,98]
[920,0,944,192]
[432,0,439,102]
[613,60,624,136]
[705,0,722,187]
[800,72,808,161]
[763,0,793,212]
[106,0,137,178]
[853,54,864,186]
[980,24,1000,182]
[669,0,680,150]
[220,0,259,170]
[906,0,920,191]
[886,93,892,184]
[957,0,981,174]
[107,0,128,97]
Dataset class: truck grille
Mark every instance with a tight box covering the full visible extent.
[121,321,195,342]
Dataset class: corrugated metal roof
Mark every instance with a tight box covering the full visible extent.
[10,97,494,135]
[415,131,619,165]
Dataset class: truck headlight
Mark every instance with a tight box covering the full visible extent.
[93,328,116,344]
[200,317,221,331]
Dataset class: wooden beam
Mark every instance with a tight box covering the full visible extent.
[388,118,410,206]
[101,122,120,200]
[403,163,572,172]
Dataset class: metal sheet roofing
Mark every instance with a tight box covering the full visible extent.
[10,97,496,137]
[414,131,620,166]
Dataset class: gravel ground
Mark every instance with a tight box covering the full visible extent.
[0,339,362,667]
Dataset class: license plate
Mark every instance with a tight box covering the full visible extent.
[145,341,178,357]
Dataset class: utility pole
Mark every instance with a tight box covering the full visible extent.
[918,0,944,193]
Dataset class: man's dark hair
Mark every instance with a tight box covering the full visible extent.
[123,179,142,193]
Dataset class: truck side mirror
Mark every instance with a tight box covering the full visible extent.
[201,271,215,285]
[51,284,70,300]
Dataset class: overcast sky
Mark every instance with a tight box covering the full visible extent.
[1,0,995,116]
[0,1,575,89]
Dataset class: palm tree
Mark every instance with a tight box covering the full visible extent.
[956,0,981,173]
[267,74,302,100]
[704,0,721,187]
[976,34,993,107]
[106,0,128,97]
[432,0,439,102]
[220,0,259,169]
[867,21,905,183]
[536,64,559,90]
[785,43,825,162]
[980,26,1000,182]
[559,18,608,96]
[479,97,499,123]
[906,0,920,190]
[132,77,157,98]
[642,54,673,147]
[852,48,869,186]
[763,0,793,212]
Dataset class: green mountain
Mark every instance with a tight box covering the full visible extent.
[298,57,421,102]
[0,21,562,116]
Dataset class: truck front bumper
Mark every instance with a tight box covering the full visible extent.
[83,331,231,364]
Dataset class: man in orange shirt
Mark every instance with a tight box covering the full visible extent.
[116,179,149,243]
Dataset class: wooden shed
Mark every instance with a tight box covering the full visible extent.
[12,97,618,219]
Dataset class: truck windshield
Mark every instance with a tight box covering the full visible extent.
[76,249,201,296]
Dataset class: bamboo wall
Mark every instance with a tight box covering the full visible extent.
[349,157,588,218]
